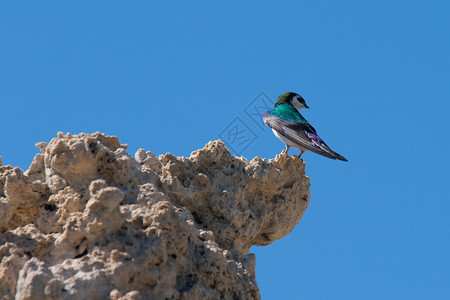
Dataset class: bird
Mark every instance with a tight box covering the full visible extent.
[263,92,348,161]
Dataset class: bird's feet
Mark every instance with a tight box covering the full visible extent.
[282,150,290,157]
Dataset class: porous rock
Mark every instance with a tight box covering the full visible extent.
[0,132,310,300]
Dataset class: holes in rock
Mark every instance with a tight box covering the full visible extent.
[191,212,203,226]
[88,142,97,154]
[262,233,271,241]
[283,182,294,189]
[176,273,197,293]
[43,203,57,212]
[74,249,88,259]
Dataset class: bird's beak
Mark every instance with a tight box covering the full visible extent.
[305,104,310,109]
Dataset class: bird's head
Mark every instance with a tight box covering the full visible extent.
[276,92,309,110]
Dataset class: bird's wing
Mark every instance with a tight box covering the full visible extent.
[263,112,347,161]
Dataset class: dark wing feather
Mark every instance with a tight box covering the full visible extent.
[263,112,348,161]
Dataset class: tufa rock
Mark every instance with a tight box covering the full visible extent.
[0,132,310,300]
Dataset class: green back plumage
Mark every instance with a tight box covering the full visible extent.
[269,103,309,123]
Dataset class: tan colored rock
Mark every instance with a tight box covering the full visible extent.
[0,132,310,300]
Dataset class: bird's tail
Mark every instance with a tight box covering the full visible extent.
[327,147,348,161]
[319,143,348,161]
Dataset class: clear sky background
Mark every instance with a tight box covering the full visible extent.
[1,1,449,299]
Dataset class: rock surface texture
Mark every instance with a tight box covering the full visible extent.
[0,133,310,300]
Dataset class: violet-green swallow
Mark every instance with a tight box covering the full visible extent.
[263,92,348,161]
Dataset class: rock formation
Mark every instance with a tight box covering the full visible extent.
[0,132,310,300]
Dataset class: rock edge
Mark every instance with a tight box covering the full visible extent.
[0,132,310,300]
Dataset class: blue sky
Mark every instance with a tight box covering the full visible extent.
[1,1,449,299]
